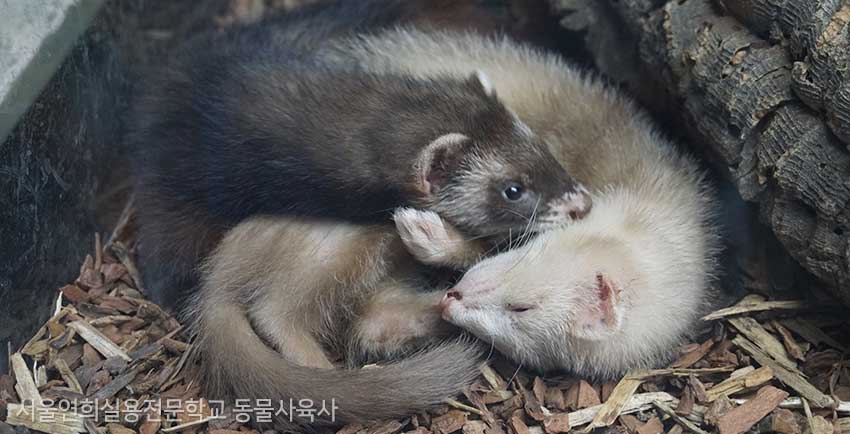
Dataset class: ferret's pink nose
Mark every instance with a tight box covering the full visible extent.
[439,291,462,311]
[545,188,593,225]
[567,191,592,221]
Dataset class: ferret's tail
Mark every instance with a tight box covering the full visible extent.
[191,298,483,433]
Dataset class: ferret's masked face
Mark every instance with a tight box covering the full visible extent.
[418,109,592,239]
[479,139,594,236]
[440,230,633,371]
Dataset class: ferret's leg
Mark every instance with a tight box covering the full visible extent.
[350,280,457,362]
[393,208,488,269]
[249,296,335,369]
[251,313,335,369]
[238,220,401,369]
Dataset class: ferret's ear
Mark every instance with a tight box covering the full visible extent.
[416,133,470,196]
[467,70,496,97]
[509,108,535,138]
[573,274,624,340]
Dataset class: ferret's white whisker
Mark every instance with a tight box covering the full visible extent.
[497,207,533,222]
[483,336,497,364]
[506,360,524,386]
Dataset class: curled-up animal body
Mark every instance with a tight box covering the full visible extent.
[188,214,484,433]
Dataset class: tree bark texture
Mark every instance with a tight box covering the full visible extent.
[552,0,850,305]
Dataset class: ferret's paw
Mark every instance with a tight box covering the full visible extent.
[350,290,456,364]
[393,208,464,267]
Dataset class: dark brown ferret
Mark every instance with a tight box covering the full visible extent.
[129,0,590,309]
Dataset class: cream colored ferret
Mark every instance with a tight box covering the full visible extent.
[400,183,718,379]
[352,29,723,378]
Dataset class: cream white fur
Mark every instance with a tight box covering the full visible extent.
[442,188,717,377]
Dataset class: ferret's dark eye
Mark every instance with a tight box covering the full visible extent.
[503,183,525,201]
[506,303,534,313]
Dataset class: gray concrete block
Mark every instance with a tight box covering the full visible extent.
[0,0,105,140]
[0,0,243,375]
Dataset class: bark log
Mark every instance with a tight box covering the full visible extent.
[551,0,850,305]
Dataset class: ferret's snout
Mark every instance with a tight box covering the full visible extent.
[542,186,593,225]
[566,188,592,221]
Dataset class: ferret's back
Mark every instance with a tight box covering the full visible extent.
[323,29,698,193]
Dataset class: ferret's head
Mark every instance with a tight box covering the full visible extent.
[439,235,634,375]
[413,72,592,239]
[438,199,712,378]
